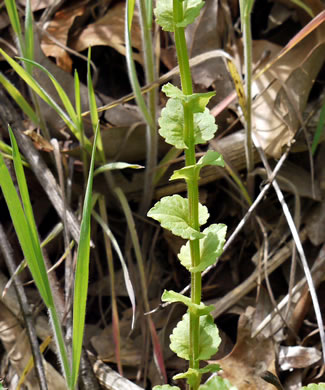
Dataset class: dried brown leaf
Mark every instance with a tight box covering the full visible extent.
[41,5,85,72]
[70,2,142,63]
[214,309,277,390]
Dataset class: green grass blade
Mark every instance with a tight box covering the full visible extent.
[128,0,136,31]
[87,48,105,161]
[1,129,71,384]
[289,0,314,17]
[4,0,22,46]
[125,0,154,128]
[71,124,99,388]
[24,0,34,66]
[8,126,54,307]
[0,73,39,125]
[0,49,92,152]
[312,100,325,155]
[19,57,78,125]
[74,69,88,177]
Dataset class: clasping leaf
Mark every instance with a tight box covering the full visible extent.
[159,98,217,149]
[170,150,224,182]
[162,83,215,113]
[154,0,205,31]
[178,224,227,272]
[147,195,209,240]
[162,290,214,316]
[170,313,221,360]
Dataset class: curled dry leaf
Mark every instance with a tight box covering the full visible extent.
[278,345,321,371]
[41,4,85,72]
[252,15,325,158]
[213,309,277,390]
[70,2,143,63]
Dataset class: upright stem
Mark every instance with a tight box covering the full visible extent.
[138,0,158,214]
[173,0,201,385]
[242,10,254,173]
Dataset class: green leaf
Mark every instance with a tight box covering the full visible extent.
[94,162,144,176]
[301,385,325,390]
[0,49,93,153]
[125,0,154,128]
[159,98,217,149]
[170,313,221,360]
[162,290,214,316]
[162,83,215,113]
[177,0,205,28]
[18,57,78,125]
[71,125,99,388]
[153,386,180,390]
[170,150,224,182]
[173,365,221,387]
[6,127,54,307]
[4,0,22,41]
[178,224,227,272]
[199,376,237,390]
[154,0,174,31]
[147,195,209,240]
[0,73,39,125]
[194,108,218,145]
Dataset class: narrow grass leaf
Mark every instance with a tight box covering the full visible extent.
[19,57,78,125]
[0,50,92,151]
[94,162,143,176]
[125,0,154,128]
[4,0,22,43]
[71,125,99,388]
[128,0,136,32]
[0,73,39,125]
[7,127,54,307]
[87,49,105,160]
[24,0,34,66]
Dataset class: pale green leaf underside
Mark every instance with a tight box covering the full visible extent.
[178,224,227,272]
[154,0,173,31]
[154,0,205,31]
[170,313,221,360]
[159,98,217,149]
[170,150,224,182]
[147,195,209,240]
[162,83,215,113]
[301,385,325,390]
[173,364,220,386]
[177,0,205,28]
[153,386,180,390]
[199,376,238,390]
[94,162,143,176]
[162,290,214,316]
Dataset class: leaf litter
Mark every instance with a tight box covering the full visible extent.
[0,0,325,389]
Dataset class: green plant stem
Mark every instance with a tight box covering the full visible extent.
[138,0,157,214]
[242,8,254,173]
[173,0,201,384]
[49,307,71,386]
